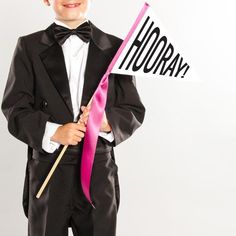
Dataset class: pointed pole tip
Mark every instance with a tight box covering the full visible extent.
[91,202,96,209]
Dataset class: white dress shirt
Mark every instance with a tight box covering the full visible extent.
[42,19,114,153]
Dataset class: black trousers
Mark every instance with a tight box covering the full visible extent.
[28,145,120,236]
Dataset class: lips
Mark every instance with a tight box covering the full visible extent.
[63,3,81,8]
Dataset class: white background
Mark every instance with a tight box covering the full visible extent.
[0,0,236,235]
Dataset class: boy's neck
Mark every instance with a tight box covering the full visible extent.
[55,18,87,29]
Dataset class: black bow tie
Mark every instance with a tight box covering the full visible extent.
[52,21,92,45]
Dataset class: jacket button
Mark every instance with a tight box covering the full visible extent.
[41,100,48,108]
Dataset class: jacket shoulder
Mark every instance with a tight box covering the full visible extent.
[18,29,45,41]
[102,26,123,44]
[14,25,53,52]
[106,32,123,48]
[90,21,123,48]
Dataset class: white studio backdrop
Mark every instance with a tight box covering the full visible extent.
[0,0,236,235]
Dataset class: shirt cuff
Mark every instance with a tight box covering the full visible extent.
[42,121,62,153]
[98,130,115,142]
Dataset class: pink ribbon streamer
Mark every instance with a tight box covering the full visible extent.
[80,2,150,208]
[80,73,109,208]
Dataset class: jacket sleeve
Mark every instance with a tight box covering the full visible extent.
[1,36,51,153]
[106,74,146,147]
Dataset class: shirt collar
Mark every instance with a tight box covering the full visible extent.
[54,18,88,29]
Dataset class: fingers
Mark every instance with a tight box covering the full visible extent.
[80,111,89,120]
[81,104,91,112]
[74,123,86,132]
[80,105,91,124]
[73,129,85,138]
[70,137,82,145]
[65,104,92,145]
[56,122,88,146]
[72,131,84,143]
[79,115,88,125]
[72,136,85,145]
[81,105,86,112]
[69,123,86,145]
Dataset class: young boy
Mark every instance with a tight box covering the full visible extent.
[1,0,145,235]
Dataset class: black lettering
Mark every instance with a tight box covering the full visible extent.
[181,65,190,78]
[143,36,167,73]
[162,53,180,76]
[174,57,189,77]
[132,27,160,72]
[118,16,154,70]
[153,43,174,74]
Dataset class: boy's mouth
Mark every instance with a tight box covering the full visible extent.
[63,3,81,8]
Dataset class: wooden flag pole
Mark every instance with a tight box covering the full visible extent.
[36,144,69,198]
[36,97,93,199]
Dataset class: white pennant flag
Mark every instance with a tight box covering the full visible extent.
[112,2,197,80]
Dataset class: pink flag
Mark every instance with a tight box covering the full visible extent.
[80,0,196,206]
[80,2,150,207]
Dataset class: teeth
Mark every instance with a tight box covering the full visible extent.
[64,3,79,7]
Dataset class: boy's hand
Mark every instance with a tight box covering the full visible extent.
[51,122,86,145]
[80,105,112,132]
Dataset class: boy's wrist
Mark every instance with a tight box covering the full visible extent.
[100,123,112,133]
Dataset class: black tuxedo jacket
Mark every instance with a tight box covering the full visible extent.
[1,21,145,217]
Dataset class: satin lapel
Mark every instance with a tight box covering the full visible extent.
[80,41,108,107]
[38,21,115,120]
[80,22,114,110]
[39,25,74,119]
